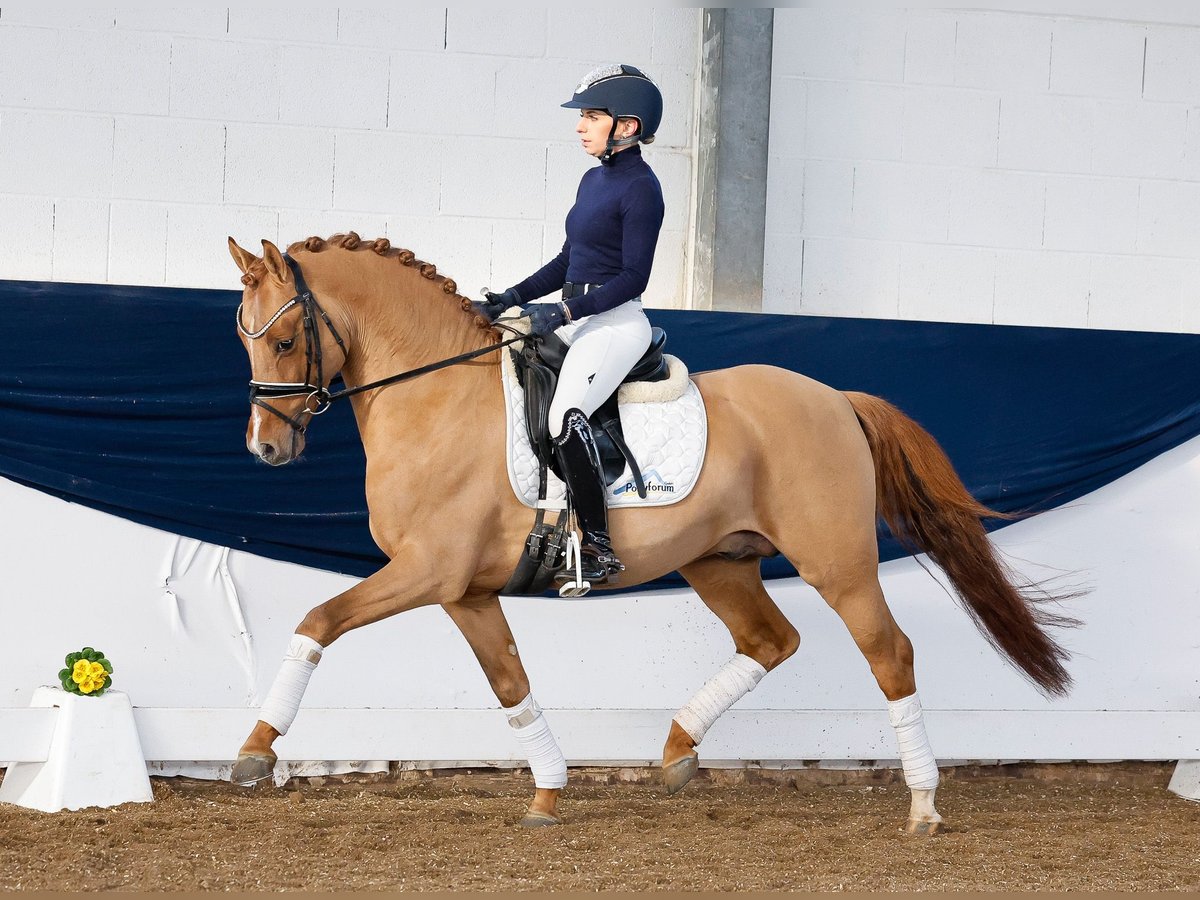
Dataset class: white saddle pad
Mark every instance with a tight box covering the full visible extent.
[500,344,708,510]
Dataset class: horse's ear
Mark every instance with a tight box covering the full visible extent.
[261,240,291,286]
[228,237,258,275]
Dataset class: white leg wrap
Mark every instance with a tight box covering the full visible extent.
[504,693,567,789]
[887,692,940,790]
[673,653,767,745]
[259,634,324,736]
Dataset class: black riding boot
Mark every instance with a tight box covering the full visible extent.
[553,409,624,584]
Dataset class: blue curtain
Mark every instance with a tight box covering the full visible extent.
[2,278,1198,590]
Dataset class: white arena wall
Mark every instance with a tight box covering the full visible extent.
[2,7,1198,775]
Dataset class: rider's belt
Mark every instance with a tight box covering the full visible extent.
[562,282,603,299]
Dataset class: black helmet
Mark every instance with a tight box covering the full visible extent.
[561,63,663,159]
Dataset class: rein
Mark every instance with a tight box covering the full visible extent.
[237,254,524,434]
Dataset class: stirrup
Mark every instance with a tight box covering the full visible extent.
[558,532,591,598]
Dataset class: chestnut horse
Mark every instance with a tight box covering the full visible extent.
[227,232,1074,834]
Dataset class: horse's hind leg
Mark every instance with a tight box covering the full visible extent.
[664,554,800,794]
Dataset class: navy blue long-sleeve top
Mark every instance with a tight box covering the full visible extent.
[508,145,665,320]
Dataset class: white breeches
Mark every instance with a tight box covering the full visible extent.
[542,298,652,438]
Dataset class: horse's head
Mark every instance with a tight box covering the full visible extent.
[229,237,347,466]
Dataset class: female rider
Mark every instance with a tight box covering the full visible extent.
[478,64,665,586]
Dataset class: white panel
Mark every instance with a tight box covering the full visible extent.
[797,237,900,318]
[1042,176,1139,253]
[108,201,167,286]
[226,7,339,44]
[1143,24,1200,103]
[805,81,904,162]
[439,139,547,220]
[897,243,996,324]
[1050,19,1147,99]
[953,11,1053,91]
[993,250,1091,327]
[333,131,441,216]
[112,117,226,204]
[51,199,110,283]
[998,93,1095,174]
[223,124,334,210]
[849,162,952,243]
[901,87,1000,168]
[0,194,53,280]
[336,8,446,51]
[0,112,114,200]
[386,52,501,136]
[446,8,546,57]
[169,37,281,124]
[1137,179,1200,257]
[904,10,958,86]
[166,204,280,290]
[948,169,1045,250]
[1087,255,1186,331]
[278,45,390,131]
[773,9,907,82]
[1091,100,1189,179]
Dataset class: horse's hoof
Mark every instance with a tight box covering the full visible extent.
[903,818,945,836]
[663,755,699,796]
[231,753,277,787]
[520,811,563,828]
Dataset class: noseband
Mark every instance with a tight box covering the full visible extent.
[237,254,524,435]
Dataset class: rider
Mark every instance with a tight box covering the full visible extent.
[479,63,665,586]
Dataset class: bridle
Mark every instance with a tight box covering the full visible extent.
[236,254,524,435]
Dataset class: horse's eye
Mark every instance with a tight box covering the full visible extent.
[276,338,295,353]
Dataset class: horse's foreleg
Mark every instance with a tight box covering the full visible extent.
[442,593,566,827]
[230,563,447,787]
[665,556,800,795]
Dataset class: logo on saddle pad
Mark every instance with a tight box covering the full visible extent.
[612,467,676,497]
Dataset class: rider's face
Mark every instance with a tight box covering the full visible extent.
[576,109,637,157]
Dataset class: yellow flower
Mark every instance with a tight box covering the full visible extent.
[72,660,90,683]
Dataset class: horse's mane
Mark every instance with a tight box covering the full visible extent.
[243,231,494,336]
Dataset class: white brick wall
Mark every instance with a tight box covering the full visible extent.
[767,7,1200,333]
[0,8,699,306]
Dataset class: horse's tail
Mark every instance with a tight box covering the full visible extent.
[844,391,1075,696]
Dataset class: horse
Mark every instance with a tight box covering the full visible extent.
[226,231,1076,834]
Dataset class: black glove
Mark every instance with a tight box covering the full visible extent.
[522,302,569,336]
[472,287,521,323]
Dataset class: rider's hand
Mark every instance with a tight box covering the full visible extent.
[522,301,569,336]
[472,287,521,323]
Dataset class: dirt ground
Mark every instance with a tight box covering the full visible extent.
[0,762,1196,892]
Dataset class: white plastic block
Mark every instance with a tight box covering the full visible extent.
[385,214,491,298]
[52,199,110,283]
[224,124,334,210]
[768,77,806,158]
[902,87,999,167]
[0,111,114,199]
[647,149,692,233]
[387,52,501,136]
[0,687,152,813]
[279,45,389,130]
[547,11,653,64]
[993,250,1090,327]
[227,7,338,44]
[108,201,167,286]
[1144,26,1200,104]
[799,159,853,237]
[954,12,1052,92]
[489,220,545,294]
[336,8,446,51]
[112,118,226,204]
[1168,760,1200,802]
[806,81,904,162]
[796,237,901,319]
[0,194,53,281]
[948,169,1045,250]
[1050,19,1146,99]
[774,9,906,83]
[495,59,605,143]
[1091,100,1188,180]
[439,139,547,220]
[898,243,997,325]
[651,8,700,76]
[169,38,281,123]
[446,8,546,57]
[850,162,952,244]
[764,155,805,237]
[113,7,228,35]
[333,131,441,216]
[904,10,957,86]
[1088,255,1185,332]
[998,93,1094,174]
[60,29,171,116]
[0,26,67,108]
[166,204,279,289]
[1042,176,1138,254]
[646,229,687,310]
[1136,180,1200,258]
